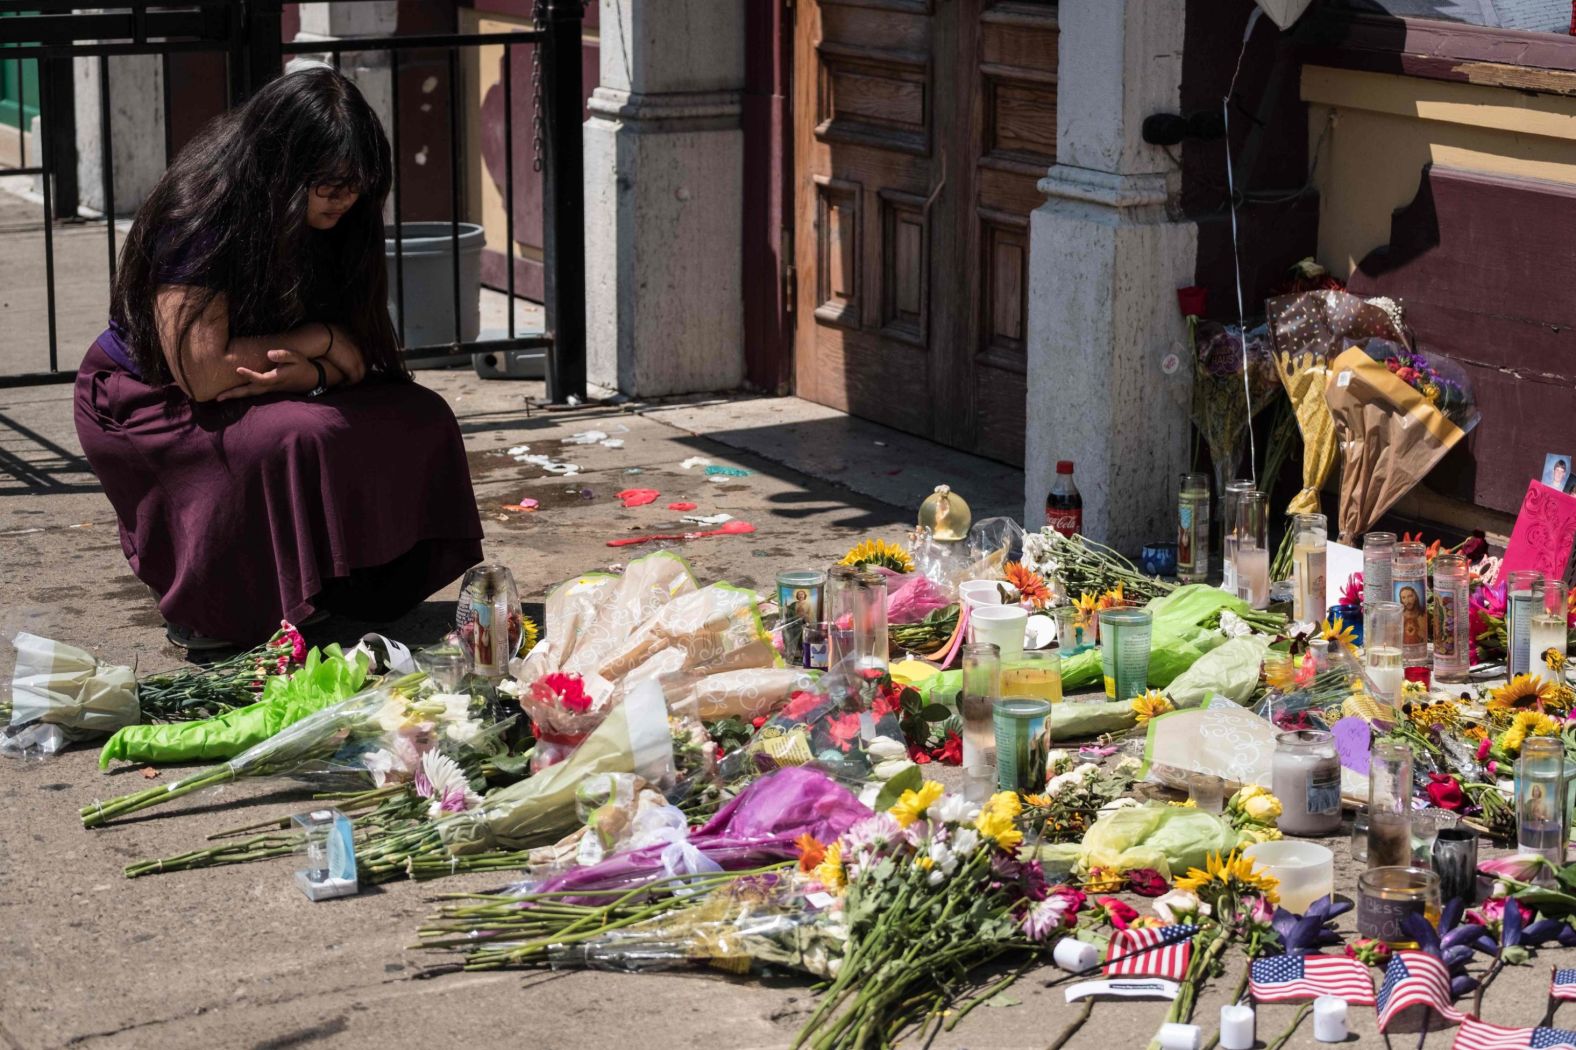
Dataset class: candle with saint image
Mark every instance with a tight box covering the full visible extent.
[1508,570,1545,678]
[1431,553,1470,681]
[1393,542,1428,666]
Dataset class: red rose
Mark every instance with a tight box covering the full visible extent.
[1426,772,1464,811]
[871,683,903,719]
[826,713,861,752]
[1125,868,1168,897]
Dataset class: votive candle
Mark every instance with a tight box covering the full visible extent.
[1218,1004,1254,1050]
[1312,996,1347,1042]
[1292,513,1327,623]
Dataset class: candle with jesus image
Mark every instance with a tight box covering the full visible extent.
[1431,553,1469,682]
[1392,541,1428,667]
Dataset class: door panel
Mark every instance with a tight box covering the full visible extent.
[793,0,1055,466]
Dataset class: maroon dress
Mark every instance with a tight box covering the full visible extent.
[74,335,484,644]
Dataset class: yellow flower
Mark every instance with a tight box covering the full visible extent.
[1131,690,1174,727]
[915,856,935,872]
[1096,583,1126,611]
[839,538,915,573]
[812,840,845,892]
[1081,866,1124,893]
[889,781,944,828]
[1549,684,1576,716]
[1487,674,1555,713]
[519,614,540,655]
[1242,793,1282,823]
[1074,592,1099,620]
[975,791,1024,851]
[1544,648,1567,674]
[1501,710,1561,756]
[1022,793,1052,809]
[1239,824,1283,844]
[1321,616,1356,648]
[1174,849,1280,906]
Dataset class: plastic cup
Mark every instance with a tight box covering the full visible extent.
[1244,840,1335,914]
[969,604,1027,662]
[959,580,1006,610]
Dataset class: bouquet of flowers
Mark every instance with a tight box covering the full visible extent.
[82,675,491,828]
[1324,339,1480,543]
[1188,319,1282,502]
[504,671,602,773]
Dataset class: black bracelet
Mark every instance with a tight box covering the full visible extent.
[307,358,328,398]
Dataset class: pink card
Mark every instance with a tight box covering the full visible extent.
[1501,480,1576,584]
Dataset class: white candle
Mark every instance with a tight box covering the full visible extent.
[1218,1004,1255,1050]
[1236,547,1269,609]
[1052,937,1099,973]
[1157,1023,1202,1050]
[1312,996,1347,1042]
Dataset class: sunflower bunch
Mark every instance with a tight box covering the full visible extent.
[838,537,914,573]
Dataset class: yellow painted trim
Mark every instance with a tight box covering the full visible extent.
[1303,66,1576,142]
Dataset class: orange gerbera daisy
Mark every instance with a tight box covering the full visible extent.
[796,833,827,873]
[1004,562,1051,609]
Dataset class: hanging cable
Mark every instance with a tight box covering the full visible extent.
[1223,7,1263,488]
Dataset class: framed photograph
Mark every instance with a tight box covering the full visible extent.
[1542,453,1574,493]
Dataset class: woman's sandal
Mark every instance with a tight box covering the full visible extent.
[165,623,239,652]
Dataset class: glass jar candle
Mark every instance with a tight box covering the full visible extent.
[1220,479,1255,595]
[1292,513,1328,624]
[825,564,862,666]
[1357,866,1440,946]
[1517,736,1567,865]
[850,570,890,678]
[1508,570,1546,679]
[1431,554,1470,682]
[1002,649,1062,703]
[1099,607,1153,700]
[993,697,1052,792]
[1233,490,1270,610]
[1367,738,1414,869]
[1273,730,1343,836]
[1392,541,1429,667]
[1245,840,1335,914]
[776,569,827,668]
[1362,532,1396,619]
[1364,600,1404,714]
[1177,473,1211,584]
[960,642,1001,772]
[1530,581,1569,688]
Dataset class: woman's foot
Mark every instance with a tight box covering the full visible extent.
[165,623,239,652]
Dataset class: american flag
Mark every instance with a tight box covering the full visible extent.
[1553,969,1576,1002]
[1377,950,1465,1033]
[1103,924,1197,981]
[1248,953,1376,1005]
[1451,1018,1576,1049]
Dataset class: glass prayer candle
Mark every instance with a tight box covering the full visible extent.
[1367,739,1413,868]
[1221,479,1255,595]
[456,562,520,678]
[960,642,1001,771]
[1508,570,1545,679]
[1233,490,1270,610]
[1177,473,1211,584]
[1052,605,1092,654]
[1431,554,1470,682]
[776,569,826,667]
[850,570,889,678]
[1530,581,1569,688]
[1517,736,1568,865]
[1099,607,1152,700]
[1292,513,1328,624]
[1273,729,1343,836]
[1362,531,1396,619]
[993,697,1051,792]
[825,565,861,666]
[1356,866,1440,947]
[1364,600,1404,714]
[1392,541,1428,667]
[1002,649,1062,703]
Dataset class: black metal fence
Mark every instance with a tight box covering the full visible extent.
[0,0,585,402]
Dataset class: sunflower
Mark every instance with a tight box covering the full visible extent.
[1500,709,1561,756]
[518,614,540,655]
[1320,616,1356,648]
[1174,849,1280,907]
[1406,700,1461,733]
[1486,674,1554,714]
[1543,648,1567,675]
[1131,689,1174,727]
[1004,562,1051,609]
[839,538,915,573]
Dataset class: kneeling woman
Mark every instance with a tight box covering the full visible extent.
[75,67,483,649]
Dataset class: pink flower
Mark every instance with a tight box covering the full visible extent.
[1467,897,1531,935]
[1346,938,1392,967]
[530,672,593,713]
[1021,897,1075,941]
[1476,739,1492,762]
[1051,886,1087,914]
[1246,895,1276,925]
[783,690,823,721]
[1478,854,1552,884]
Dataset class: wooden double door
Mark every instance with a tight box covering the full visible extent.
[791,0,1058,466]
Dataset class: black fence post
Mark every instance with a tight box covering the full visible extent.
[41,56,78,218]
[539,0,586,404]
[240,0,283,100]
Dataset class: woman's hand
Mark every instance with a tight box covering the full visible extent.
[323,324,367,385]
[214,348,322,401]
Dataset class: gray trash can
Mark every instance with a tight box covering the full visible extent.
[385,222,484,365]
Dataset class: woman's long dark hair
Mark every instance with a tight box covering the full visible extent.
[111,65,403,385]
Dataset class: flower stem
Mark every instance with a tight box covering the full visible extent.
[1048,998,1095,1050]
[1264,1002,1312,1050]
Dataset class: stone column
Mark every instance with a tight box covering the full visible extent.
[584,0,745,396]
[290,2,398,138]
[1024,0,1197,553]
[73,49,164,216]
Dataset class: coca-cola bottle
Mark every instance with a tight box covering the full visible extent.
[1045,460,1083,537]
